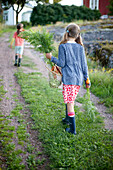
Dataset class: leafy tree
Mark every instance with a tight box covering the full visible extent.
[107,0,113,15]
[1,0,31,24]
[2,0,54,24]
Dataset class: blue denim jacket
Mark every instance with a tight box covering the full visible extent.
[51,42,89,85]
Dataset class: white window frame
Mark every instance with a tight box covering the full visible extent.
[3,11,8,21]
[90,0,99,10]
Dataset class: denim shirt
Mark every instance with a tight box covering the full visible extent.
[51,42,89,85]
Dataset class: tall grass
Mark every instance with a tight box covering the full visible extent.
[0,23,16,36]
[89,69,113,113]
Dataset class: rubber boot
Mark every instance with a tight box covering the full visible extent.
[62,104,69,124]
[66,116,76,135]
[18,58,22,67]
[14,55,18,66]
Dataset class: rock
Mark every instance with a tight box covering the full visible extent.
[108,54,113,68]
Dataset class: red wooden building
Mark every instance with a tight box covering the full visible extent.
[83,0,110,15]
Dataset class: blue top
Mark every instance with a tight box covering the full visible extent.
[51,42,89,85]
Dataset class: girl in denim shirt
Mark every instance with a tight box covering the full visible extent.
[46,23,90,135]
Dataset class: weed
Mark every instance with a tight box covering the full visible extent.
[36,158,45,165]
[0,85,7,98]
[27,144,35,153]
[26,154,36,168]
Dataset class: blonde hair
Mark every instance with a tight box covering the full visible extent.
[60,23,83,46]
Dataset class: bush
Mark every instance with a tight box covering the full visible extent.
[30,3,101,26]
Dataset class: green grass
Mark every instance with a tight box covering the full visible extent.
[0,117,25,169]
[89,70,113,113]
[14,70,113,169]
[0,24,16,36]
[0,83,46,170]
[0,85,7,102]
[21,55,38,70]
[0,103,45,169]
[0,100,26,169]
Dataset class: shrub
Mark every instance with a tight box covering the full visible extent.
[30,4,101,26]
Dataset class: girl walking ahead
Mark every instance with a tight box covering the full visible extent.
[46,23,90,135]
[11,23,24,67]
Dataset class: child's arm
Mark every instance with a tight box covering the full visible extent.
[10,38,15,48]
[46,44,66,68]
[81,46,91,88]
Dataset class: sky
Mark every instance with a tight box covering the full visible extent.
[49,0,83,6]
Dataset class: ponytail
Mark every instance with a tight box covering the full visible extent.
[17,23,23,35]
[60,32,69,45]
[75,35,83,46]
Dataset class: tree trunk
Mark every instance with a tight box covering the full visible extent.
[16,12,19,24]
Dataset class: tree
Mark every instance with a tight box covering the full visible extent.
[2,0,62,24]
[107,0,113,15]
[1,0,30,24]
[2,0,52,24]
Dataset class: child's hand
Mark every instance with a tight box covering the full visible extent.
[86,84,90,88]
[46,53,52,60]
[85,78,91,88]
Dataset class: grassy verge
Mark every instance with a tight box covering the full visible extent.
[0,24,16,36]
[14,70,113,169]
[89,69,113,114]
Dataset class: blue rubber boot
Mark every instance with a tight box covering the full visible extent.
[62,104,69,124]
[66,116,76,135]
[14,55,18,66]
[18,58,22,67]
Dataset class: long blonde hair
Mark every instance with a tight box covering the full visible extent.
[60,23,83,46]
